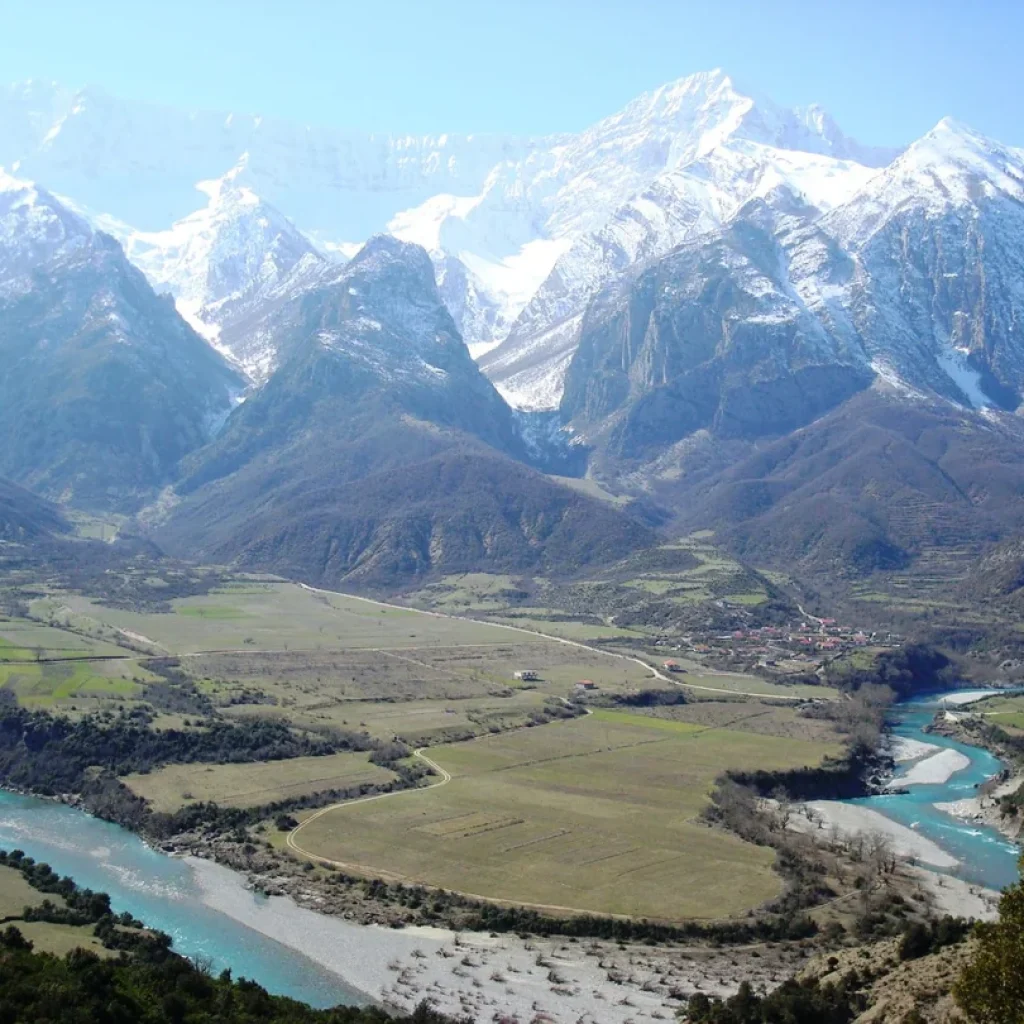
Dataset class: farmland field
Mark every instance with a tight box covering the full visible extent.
[288,712,841,920]
[674,669,838,701]
[40,584,535,654]
[0,864,52,918]
[0,658,143,706]
[122,752,397,813]
[0,618,125,660]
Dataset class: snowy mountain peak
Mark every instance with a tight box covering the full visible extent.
[115,165,323,353]
[0,168,94,281]
[909,116,1023,177]
[826,117,1024,250]
[194,153,258,204]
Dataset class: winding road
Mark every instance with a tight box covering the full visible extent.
[296,581,809,702]
[286,747,451,865]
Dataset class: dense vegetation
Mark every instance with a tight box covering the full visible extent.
[686,977,863,1024]
[161,446,656,590]
[955,855,1024,1022]
[680,390,1024,583]
[825,644,957,700]
[0,706,370,795]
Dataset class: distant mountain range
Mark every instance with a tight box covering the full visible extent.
[3,71,1024,591]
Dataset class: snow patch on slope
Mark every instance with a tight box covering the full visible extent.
[935,348,991,409]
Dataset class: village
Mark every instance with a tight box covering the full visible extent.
[650,616,903,677]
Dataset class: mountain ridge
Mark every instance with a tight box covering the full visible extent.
[0,171,244,511]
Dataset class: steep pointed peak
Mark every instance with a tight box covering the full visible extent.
[346,233,437,283]
[612,68,749,126]
[649,67,739,102]
[0,167,93,243]
[890,116,1024,193]
[915,116,990,150]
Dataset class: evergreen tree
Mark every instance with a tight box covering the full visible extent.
[955,856,1024,1023]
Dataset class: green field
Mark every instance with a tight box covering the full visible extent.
[0,618,129,659]
[41,584,546,654]
[288,712,839,921]
[0,659,142,706]
[0,866,116,957]
[0,864,51,918]
[617,699,844,743]
[15,921,114,957]
[122,751,397,812]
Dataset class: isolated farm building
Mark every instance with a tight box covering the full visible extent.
[662,660,685,673]
[575,680,597,691]
[513,669,540,681]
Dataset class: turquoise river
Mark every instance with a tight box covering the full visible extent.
[0,689,1018,1008]
[846,690,1021,892]
[0,790,365,1008]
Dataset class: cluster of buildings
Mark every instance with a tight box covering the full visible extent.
[654,620,901,673]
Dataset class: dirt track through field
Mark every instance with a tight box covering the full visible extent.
[281,583,816,918]
[294,582,809,702]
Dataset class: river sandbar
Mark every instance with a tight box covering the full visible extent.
[185,856,806,1022]
[797,802,958,868]
[890,748,971,787]
[889,737,940,763]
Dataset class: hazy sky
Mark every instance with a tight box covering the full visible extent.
[2,0,1020,147]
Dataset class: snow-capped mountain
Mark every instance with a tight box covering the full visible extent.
[101,159,334,380]
[0,80,540,237]
[786,117,1024,411]
[394,69,897,379]
[0,70,896,384]
[0,170,242,510]
[482,140,880,409]
[559,115,1024,472]
[0,167,95,284]
[10,69,1023,433]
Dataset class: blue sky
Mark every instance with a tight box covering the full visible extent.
[2,0,1020,147]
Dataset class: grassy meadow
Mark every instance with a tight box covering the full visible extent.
[122,751,397,813]
[288,711,841,921]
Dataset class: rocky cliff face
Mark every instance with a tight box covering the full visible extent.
[0,172,243,510]
[159,236,651,587]
[559,118,1024,455]
[560,188,874,455]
